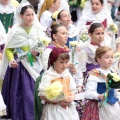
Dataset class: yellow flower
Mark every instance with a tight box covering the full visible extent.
[45,81,63,101]
[113,52,120,58]
[51,11,59,21]
[11,0,19,7]
[109,23,118,33]
[41,37,51,46]
[111,73,120,82]
[70,41,79,47]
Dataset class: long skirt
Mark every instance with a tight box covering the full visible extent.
[81,100,99,120]
[2,62,35,120]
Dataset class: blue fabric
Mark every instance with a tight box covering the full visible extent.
[97,83,118,104]
[66,36,77,47]
[2,61,35,120]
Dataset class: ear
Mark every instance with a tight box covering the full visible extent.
[97,58,101,64]
[53,34,57,41]
[19,14,23,19]
[89,33,92,37]
[57,19,62,24]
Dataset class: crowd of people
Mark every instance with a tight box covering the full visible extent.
[0,0,120,120]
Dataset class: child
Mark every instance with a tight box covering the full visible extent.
[57,10,80,47]
[1,1,43,119]
[76,0,113,48]
[0,0,17,33]
[75,22,105,118]
[38,47,79,120]
[38,0,60,30]
[42,24,69,71]
[82,46,120,120]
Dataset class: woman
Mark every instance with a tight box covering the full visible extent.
[1,1,43,120]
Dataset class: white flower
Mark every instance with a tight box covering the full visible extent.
[51,11,59,21]
[111,73,120,82]
[11,0,19,7]
[70,41,79,47]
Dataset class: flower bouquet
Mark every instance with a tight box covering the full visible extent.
[79,29,89,42]
[45,77,70,101]
[107,73,120,89]
[99,73,120,107]
[69,41,79,64]
[108,23,118,33]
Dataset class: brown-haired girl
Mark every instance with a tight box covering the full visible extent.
[82,46,120,120]
[39,47,79,120]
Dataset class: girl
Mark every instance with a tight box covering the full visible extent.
[42,24,69,71]
[75,22,105,118]
[38,47,79,120]
[0,0,17,33]
[57,10,80,47]
[1,1,43,120]
[38,0,60,30]
[42,24,83,93]
[82,46,120,120]
[76,0,113,48]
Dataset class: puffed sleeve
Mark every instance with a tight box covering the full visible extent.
[85,74,99,100]
[5,48,14,62]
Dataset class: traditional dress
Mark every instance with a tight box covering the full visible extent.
[75,42,100,118]
[1,24,43,120]
[67,24,80,47]
[39,10,53,30]
[0,3,17,33]
[82,68,120,120]
[76,1,114,48]
[0,20,6,117]
[38,66,79,120]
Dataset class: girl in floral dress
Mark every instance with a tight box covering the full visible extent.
[82,46,120,120]
[38,47,79,120]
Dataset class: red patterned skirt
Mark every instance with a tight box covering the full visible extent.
[81,100,99,120]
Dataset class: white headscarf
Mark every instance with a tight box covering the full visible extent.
[0,0,42,80]
[82,0,111,21]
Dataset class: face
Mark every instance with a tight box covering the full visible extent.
[20,8,34,26]
[97,50,113,69]
[89,27,104,45]
[53,0,60,11]
[91,0,103,14]
[53,57,69,74]
[53,26,68,46]
[58,11,72,28]
[0,0,9,5]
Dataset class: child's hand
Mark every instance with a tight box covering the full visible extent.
[77,86,83,93]
[10,59,19,68]
[69,63,77,74]
[67,94,75,102]
[58,100,71,107]
[98,94,104,101]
